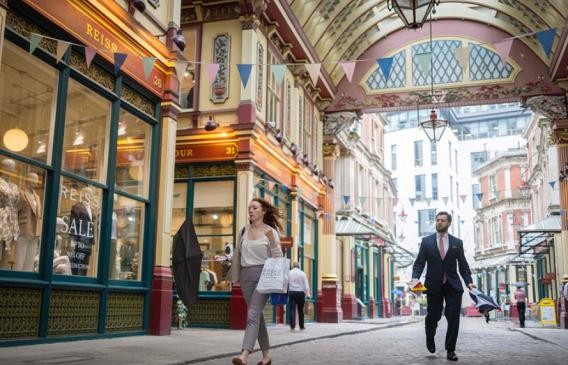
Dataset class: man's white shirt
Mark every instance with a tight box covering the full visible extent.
[288,268,310,293]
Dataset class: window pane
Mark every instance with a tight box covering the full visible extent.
[62,79,111,183]
[0,41,57,163]
[171,182,187,236]
[198,235,232,291]
[56,177,103,277]
[0,157,46,272]
[192,180,234,235]
[109,194,145,280]
[115,109,152,198]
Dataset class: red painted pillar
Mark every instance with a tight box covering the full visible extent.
[382,298,392,318]
[230,283,247,329]
[276,305,285,324]
[369,297,376,318]
[318,281,343,322]
[149,266,173,335]
[341,293,357,320]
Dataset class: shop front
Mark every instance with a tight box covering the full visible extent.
[0,0,173,344]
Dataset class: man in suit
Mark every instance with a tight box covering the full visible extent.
[411,211,474,361]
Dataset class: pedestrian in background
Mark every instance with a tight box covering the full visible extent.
[288,261,310,331]
[514,286,526,328]
[228,198,283,365]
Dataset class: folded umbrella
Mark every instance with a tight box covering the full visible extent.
[172,218,203,308]
[469,288,500,323]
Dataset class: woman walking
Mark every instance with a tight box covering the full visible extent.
[229,197,283,365]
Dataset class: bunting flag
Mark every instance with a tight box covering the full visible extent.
[268,181,275,191]
[409,198,416,207]
[343,195,350,205]
[142,57,157,80]
[29,33,43,53]
[549,180,556,189]
[425,197,432,206]
[281,185,288,193]
[442,196,449,205]
[453,47,469,72]
[205,63,220,85]
[305,63,321,85]
[113,53,128,75]
[271,64,286,86]
[494,38,514,66]
[536,28,556,58]
[55,40,70,63]
[475,192,484,201]
[377,57,394,80]
[561,210,566,217]
[325,212,331,221]
[237,64,253,89]
[85,47,97,68]
[297,188,303,197]
[415,52,432,76]
[174,61,188,83]
[340,61,356,83]
[460,194,467,204]
[359,196,367,206]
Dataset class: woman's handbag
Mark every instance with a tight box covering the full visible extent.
[269,293,288,305]
[256,257,290,294]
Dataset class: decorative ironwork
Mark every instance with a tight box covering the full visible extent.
[6,11,57,56]
[211,34,230,104]
[0,287,41,339]
[469,44,514,81]
[48,289,99,336]
[256,42,264,111]
[192,164,236,177]
[175,165,190,179]
[524,95,567,121]
[70,51,115,92]
[187,299,230,326]
[105,292,144,332]
[121,84,156,118]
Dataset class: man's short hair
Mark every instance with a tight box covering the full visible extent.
[436,211,452,223]
[292,262,300,268]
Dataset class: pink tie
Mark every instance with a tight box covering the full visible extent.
[439,235,447,283]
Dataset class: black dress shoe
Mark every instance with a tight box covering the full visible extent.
[426,337,435,353]
[447,351,458,361]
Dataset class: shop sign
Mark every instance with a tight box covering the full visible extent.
[539,298,557,326]
[175,143,238,163]
[280,236,293,249]
[24,0,165,96]
[544,272,556,280]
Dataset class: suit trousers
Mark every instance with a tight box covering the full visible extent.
[15,236,38,271]
[425,282,462,351]
[517,302,526,327]
[288,291,306,329]
[240,265,270,353]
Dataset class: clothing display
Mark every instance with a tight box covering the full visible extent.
[119,241,135,272]
[16,186,42,271]
[0,176,20,267]
[109,212,118,279]
[68,202,95,275]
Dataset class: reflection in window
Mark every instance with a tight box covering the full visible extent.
[193,180,234,291]
[63,79,111,183]
[171,182,188,236]
[0,157,46,272]
[0,41,57,163]
[115,109,152,198]
[109,194,145,280]
[55,177,102,277]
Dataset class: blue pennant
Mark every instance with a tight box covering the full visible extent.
[536,28,556,58]
[377,57,394,80]
[237,64,253,89]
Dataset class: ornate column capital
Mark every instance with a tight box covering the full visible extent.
[323,143,340,159]
[550,123,568,145]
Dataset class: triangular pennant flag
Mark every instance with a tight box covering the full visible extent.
[142,57,157,80]
[359,196,367,206]
[409,198,416,207]
[325,212,331,221]
[415,52,432,76]
[560,210,566,217]
[476,192,484,201]
[29,33,43,54]
[206,63,220,86]
[460,194,467,204]
[377,57,394,80]
[113,53,128,75]
[55,40,70,63]
[536,28,556,58]
[494,38,514,66]
[549,180,556,189]
[268,181,275,191]
[340,61,356,83]
[441,196,449,205]
[453,47,469,72]
[174,61,188,83]
[297,188,302,197]
[343,195,350,205]
[85,47,97,68]
[305,63,321,85]
[271,64,286,86]
[281,185,288,193]
[425,197,432,206]
[237,64,253,89]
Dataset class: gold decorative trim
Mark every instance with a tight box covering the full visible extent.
[106,292,144,332]
[122,84,156,118]
[70,51,115,91]
[193,164,237,177]
[48,289,99,336]
[550,129,568,145]
[6,10,56,55]
[0,287,42,339]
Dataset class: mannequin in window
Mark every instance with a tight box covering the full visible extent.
[68,186,95,275]
[53,217,71,275]
[0,158,20,269]
[15,172,42,271]
[109,195,118,279]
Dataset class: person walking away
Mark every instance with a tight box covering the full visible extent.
[288,261,310,330]
[514,286,526,328]
[410,211,475,362]
[228,198,283,365]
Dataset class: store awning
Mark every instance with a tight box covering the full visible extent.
[472,253,518,271]
[335,216,391,242]
[388,243,415,268]
[518,215,561,256]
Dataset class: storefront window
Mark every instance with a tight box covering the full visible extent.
[192,180,234,291]
[55,176,102,277]
[0,41,57,164]
[62,79,111,183]
[0,157,46,272]
[115,109,152,198]
[109,194,145,280]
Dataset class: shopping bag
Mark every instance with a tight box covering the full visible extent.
[256,257,290,294]
[269,293,288,305]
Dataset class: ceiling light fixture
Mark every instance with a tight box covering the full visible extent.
[388,0,439,30]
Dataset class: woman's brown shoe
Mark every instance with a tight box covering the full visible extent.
[232,357,246,365]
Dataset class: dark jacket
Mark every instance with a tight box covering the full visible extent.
[412,233,472,294]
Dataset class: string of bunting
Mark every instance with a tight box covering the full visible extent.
[28,25,558,87]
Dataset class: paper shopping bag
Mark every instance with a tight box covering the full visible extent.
[256,257,290,294]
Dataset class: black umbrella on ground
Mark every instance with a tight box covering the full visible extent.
[172,218,203,308]
[469,288,500,323]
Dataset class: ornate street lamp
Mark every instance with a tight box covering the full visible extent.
[420,109,447,142]
[388,0,439,29]
[519,183,532,198]
[204,115,219,131]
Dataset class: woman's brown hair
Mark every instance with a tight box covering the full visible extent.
[251,197,283,233]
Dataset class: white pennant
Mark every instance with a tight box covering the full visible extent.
[305,63,321,85]
[56,40,70,63]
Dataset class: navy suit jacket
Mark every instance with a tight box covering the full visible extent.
[412,233,472,294]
